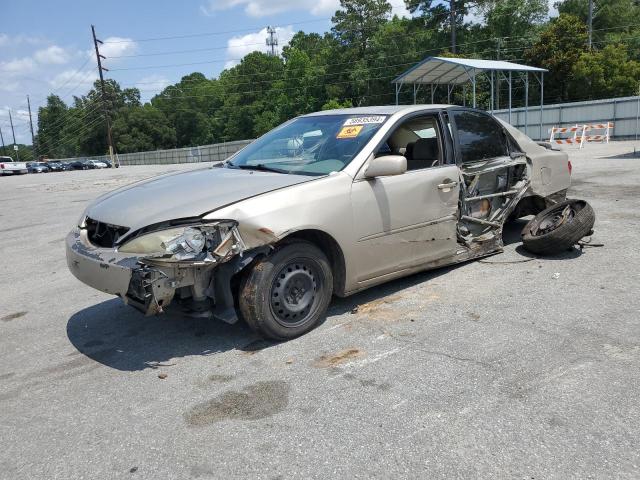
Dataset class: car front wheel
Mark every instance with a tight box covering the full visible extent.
[239,241,333,340]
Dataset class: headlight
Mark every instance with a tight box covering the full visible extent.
[118,221,245,263]
[117,227,192,255]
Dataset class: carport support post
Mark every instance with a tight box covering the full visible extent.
[525,73,529,136]
[508,71,512,124]
[431,84,435,104]
[490,71,494,113]
[540,72,545,141]
[413,83,418,104]
[395,81,402,105]
[472,74,477,108]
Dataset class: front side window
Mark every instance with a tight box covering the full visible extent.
[452,110,509,163]
[227,114,387,176]
[376,114,443,171]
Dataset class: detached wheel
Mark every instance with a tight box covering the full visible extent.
[239,241,333,340]
[521,199,595,255]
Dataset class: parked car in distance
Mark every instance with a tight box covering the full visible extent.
[102,159,113,168]
[87,160,108,169]
[46,161,65,172]
[68,160,91,170]
[67,105,593,341]
[0,156,28,175]
[27,162,50,173]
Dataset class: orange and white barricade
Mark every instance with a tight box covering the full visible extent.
[549,122,614,149]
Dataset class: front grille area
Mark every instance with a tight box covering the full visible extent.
[85,217,130,248]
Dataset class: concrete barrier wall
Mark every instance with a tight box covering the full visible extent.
[492,96,640,141]
[52,139,253,166]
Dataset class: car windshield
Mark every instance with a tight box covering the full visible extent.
[226,114,388,176]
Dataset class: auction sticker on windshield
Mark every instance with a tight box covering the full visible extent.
[343,116,386,126]
[337,125,364,139]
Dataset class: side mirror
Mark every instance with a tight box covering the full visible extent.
[364,155,407,179]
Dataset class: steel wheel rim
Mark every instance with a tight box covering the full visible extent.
[532,204,576,236]
[269,259,320,328]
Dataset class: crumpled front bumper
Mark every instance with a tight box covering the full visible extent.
[65,228,180,315]
[66,227,138,297]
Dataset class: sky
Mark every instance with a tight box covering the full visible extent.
[0,0,555,146]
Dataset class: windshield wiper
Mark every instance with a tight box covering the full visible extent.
[235,164,287,174]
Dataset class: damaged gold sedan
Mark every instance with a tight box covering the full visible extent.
[67,105,587,340]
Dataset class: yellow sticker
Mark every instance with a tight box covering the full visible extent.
[337,125,363,139]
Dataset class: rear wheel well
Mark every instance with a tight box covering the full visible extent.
[281,229,346,296]
[510,195,547,220]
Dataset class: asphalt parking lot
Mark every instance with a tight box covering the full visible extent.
[1,142,639,479]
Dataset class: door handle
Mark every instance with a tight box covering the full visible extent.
[437,181,458,190]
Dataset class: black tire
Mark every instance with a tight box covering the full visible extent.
[239,241,333,340]
[521,199,595,255]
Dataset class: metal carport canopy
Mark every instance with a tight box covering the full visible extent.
[392,56,547,85]
[391,56,548,139]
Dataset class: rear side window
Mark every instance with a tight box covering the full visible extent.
[452,110,508,163]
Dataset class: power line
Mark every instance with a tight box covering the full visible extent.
[101,18,330,44]
[42,114,108,156]
[34,100,106,139]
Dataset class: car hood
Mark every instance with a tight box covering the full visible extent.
[85,166,313,235]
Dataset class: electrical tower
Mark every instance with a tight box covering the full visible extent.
[91,24,118,167]
[266,26,278,56]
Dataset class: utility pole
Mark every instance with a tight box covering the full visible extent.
[266,26,278,56]
[8,110,19,161]
[0,126,5,150]
[450,0,457,54]
[27,95,37,159]
[588,0,593,49]
[91,24,117,167]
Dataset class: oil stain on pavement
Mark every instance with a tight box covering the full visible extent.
[185,380,289,426]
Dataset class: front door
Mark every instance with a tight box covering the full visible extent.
[350,113,460,282]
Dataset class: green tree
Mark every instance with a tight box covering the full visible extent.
[0,144,35,161]
[479,0,548,43]
[217,52,285,139]
[570,44,640,98]
[37,95,70,157]
[152,73,222,146]
[112,105,176,153]
[72,79,143,155]
[524,14,588,101]
[332,0,392,57]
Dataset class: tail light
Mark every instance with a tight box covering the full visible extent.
[0,163,4,169]
[567,160,572,175]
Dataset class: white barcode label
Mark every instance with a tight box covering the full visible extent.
[343,116,386,126]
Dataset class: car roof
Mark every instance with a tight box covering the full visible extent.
[301,104,455,117]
